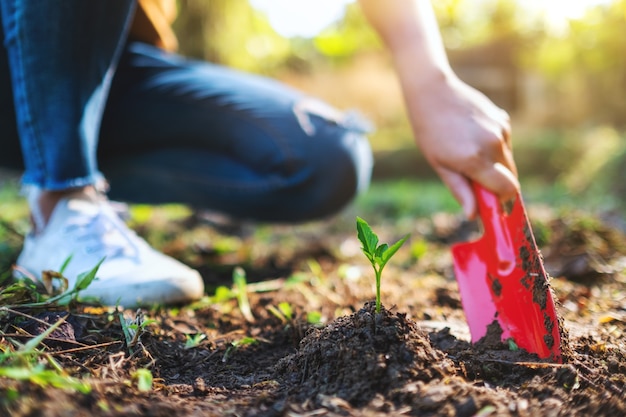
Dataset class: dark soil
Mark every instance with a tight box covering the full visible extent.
[1,207,626,416]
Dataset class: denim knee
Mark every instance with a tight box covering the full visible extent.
[288,114,373,221]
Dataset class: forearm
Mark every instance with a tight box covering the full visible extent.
[357,0,454,89]
[358,0,519,217]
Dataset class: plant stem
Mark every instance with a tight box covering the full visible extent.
[375,267,382,314]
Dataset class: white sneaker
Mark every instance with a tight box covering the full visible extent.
[14,195,205,307]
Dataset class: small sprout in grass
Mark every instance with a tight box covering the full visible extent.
[132,368,153,392]
[233,267,254,322]
[306,311,323,325]
[356,217,409,314]
[507,338,519,351]
[120,310,155,353]
[184,333,207,349]
[222,336,257,362]
[211,285,235,303]
[267,303,290,324]
[277,302,293,320]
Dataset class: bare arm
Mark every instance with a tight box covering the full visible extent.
[358,0,519,218]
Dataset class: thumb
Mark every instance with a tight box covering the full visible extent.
[471,162,520,204]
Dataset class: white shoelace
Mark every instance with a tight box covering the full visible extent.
[62,208,141,260]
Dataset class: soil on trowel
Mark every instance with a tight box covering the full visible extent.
[274,301,455,408]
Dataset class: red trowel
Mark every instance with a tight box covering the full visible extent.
[451,183,562,362]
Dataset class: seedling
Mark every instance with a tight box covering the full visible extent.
[184,333,207,349]
[120,310,155,353]
[356,217,408,314]
[222,336,257,362]
[233,267,255,322]
[306,311,323,325]
[132,368,153,392]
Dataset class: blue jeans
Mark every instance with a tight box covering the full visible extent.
[0,1,372,222]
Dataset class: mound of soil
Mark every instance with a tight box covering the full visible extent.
[274,301,455,407]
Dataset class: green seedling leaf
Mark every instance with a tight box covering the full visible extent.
[222,337,257,362]
[0,365,91,393]
[267,305,287,323]
[278,302,293,320]
[211,286,235,303]
[356,217,379,260]
[507,338,519,351]
[233,267,254,322]
[307,311,323,325]
[74,257,105,291]
[128,319,157,332]
[374,243,388,264]
[119,312,136,353]
[381,234,409,266]
[307,259,324,279]
[58,255,73,275]
[184,333,206,349]
[232,336,257,347]
[133,368,153,392]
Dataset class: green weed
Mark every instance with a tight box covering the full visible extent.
[0,257,106,394]
[0,313,91,393]
[120,310,155,354]
[222,336,257,363]
[5,256,104,308]
[184,333,207,349]
[132,368,153,392]
[233,267,254,322]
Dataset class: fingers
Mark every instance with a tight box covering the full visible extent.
[475,115,519,197]
[471,162,520,203]
[436,167,476,219]
[437,160,519,220]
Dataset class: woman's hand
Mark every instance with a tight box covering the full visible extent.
[406,74,519,219]
[358,0,520,218]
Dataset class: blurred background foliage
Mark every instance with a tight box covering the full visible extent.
[2,0,626,273]
[173,0,626,212]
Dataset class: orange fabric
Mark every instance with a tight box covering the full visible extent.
[129,0,179,51]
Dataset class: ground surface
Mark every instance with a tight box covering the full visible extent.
[1,198,626,417]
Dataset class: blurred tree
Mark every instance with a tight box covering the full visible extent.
[171,0,626,127]
[528,0,626,126]
[313,3,381,61]
[173,0,291,73]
